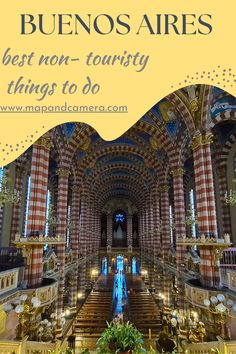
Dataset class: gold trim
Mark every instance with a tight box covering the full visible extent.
[171,168,184,177]
[56,168,70,178]
[80,138,91,151]
[35,137,52,150]
[203,133,214,145]
[159,185,169,193]
[71,185,80,192]
[191,133,213,150]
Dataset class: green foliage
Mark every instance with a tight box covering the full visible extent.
[80,350,90,354]
[147,346,157,354]
[96,321,146,353]
[58,349,74,354]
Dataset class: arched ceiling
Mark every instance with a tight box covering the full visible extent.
[48,85,236,211]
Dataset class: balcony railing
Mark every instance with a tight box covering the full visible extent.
[183,337,236,354]
[0,267,24,296]
[220,247,236,289]
[0,337,64,353]
[0,247,24,271]
[220,247,236,269]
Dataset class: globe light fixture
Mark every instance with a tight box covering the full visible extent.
[203,294,236,339]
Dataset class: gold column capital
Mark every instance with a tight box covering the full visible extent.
[71,185,80,193]
[171,168,184,177]
[56,168,70,178]
[191,133,202,150]
[203,133,214,145]
[159,184,169,193]
[35,136,52,150]
[191,133,214,150]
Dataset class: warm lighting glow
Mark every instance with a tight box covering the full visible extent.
[191,311,198,319]
[77,292,83,299]
[65,309,70,316]
[91,269,99,276]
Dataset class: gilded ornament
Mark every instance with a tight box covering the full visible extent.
[160,185,169,193]
[190,99,199,113]
[171,168,184,177]
[56,168,70,177]
[80,138,91,151]
[71,185,80,192]
[159,101,177,122]
[35,136,52,150]
[191,134,202,150]
[149,136,162,150]
[202,133,214,145]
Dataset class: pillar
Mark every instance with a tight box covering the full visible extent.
[69,185,80,313]
[55,167,70,335]
[153,188,161,258]
[10,164,25,245]
[160,184,170,260]
[25,136,51,287]
[192,133,218,236]
[139,211,143,249]
[171,168,186,269]
[78,184,88,293]
[107,214,113,247]
[216,166,231,235]
[144,200,149,255]
[192,133,220,287]
[148,191,154,258]
[127,214,132,247]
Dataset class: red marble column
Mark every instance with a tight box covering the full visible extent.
[148,192,154,257]
[192,133,220,287]
[216,166,231,235]
[153,188,161,258]
[78,184,88,293]
[69,185,80,313]
[144,201,149,255]
[10,164,25,245]
[171,168,186,269]
[55,168,70,336]
[107,214,113,247]
[25,136,51,287]
[160,184,170,261]
[127,214,133,247]
[139,212,144,249]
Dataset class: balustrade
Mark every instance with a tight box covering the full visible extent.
[0,268,22,296]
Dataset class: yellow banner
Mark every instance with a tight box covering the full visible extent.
[0,0,235,166]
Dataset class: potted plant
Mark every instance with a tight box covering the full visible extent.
[96,321,146,353]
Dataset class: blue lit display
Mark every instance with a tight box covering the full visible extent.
[115,213,125,223]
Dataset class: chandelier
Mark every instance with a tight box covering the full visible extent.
[185,204,197,226]
[0,170,21,207]
[45,204,59,228]
[225,181,236,206]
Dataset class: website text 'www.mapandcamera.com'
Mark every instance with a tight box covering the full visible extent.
[0,103,128,114]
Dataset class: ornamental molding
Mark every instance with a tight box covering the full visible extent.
[71,185,80,193]
[35,136,52,150]
[159,185,169,193]
[56,168,70,178]
[171,168,184,177]
[191,133,214,150]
